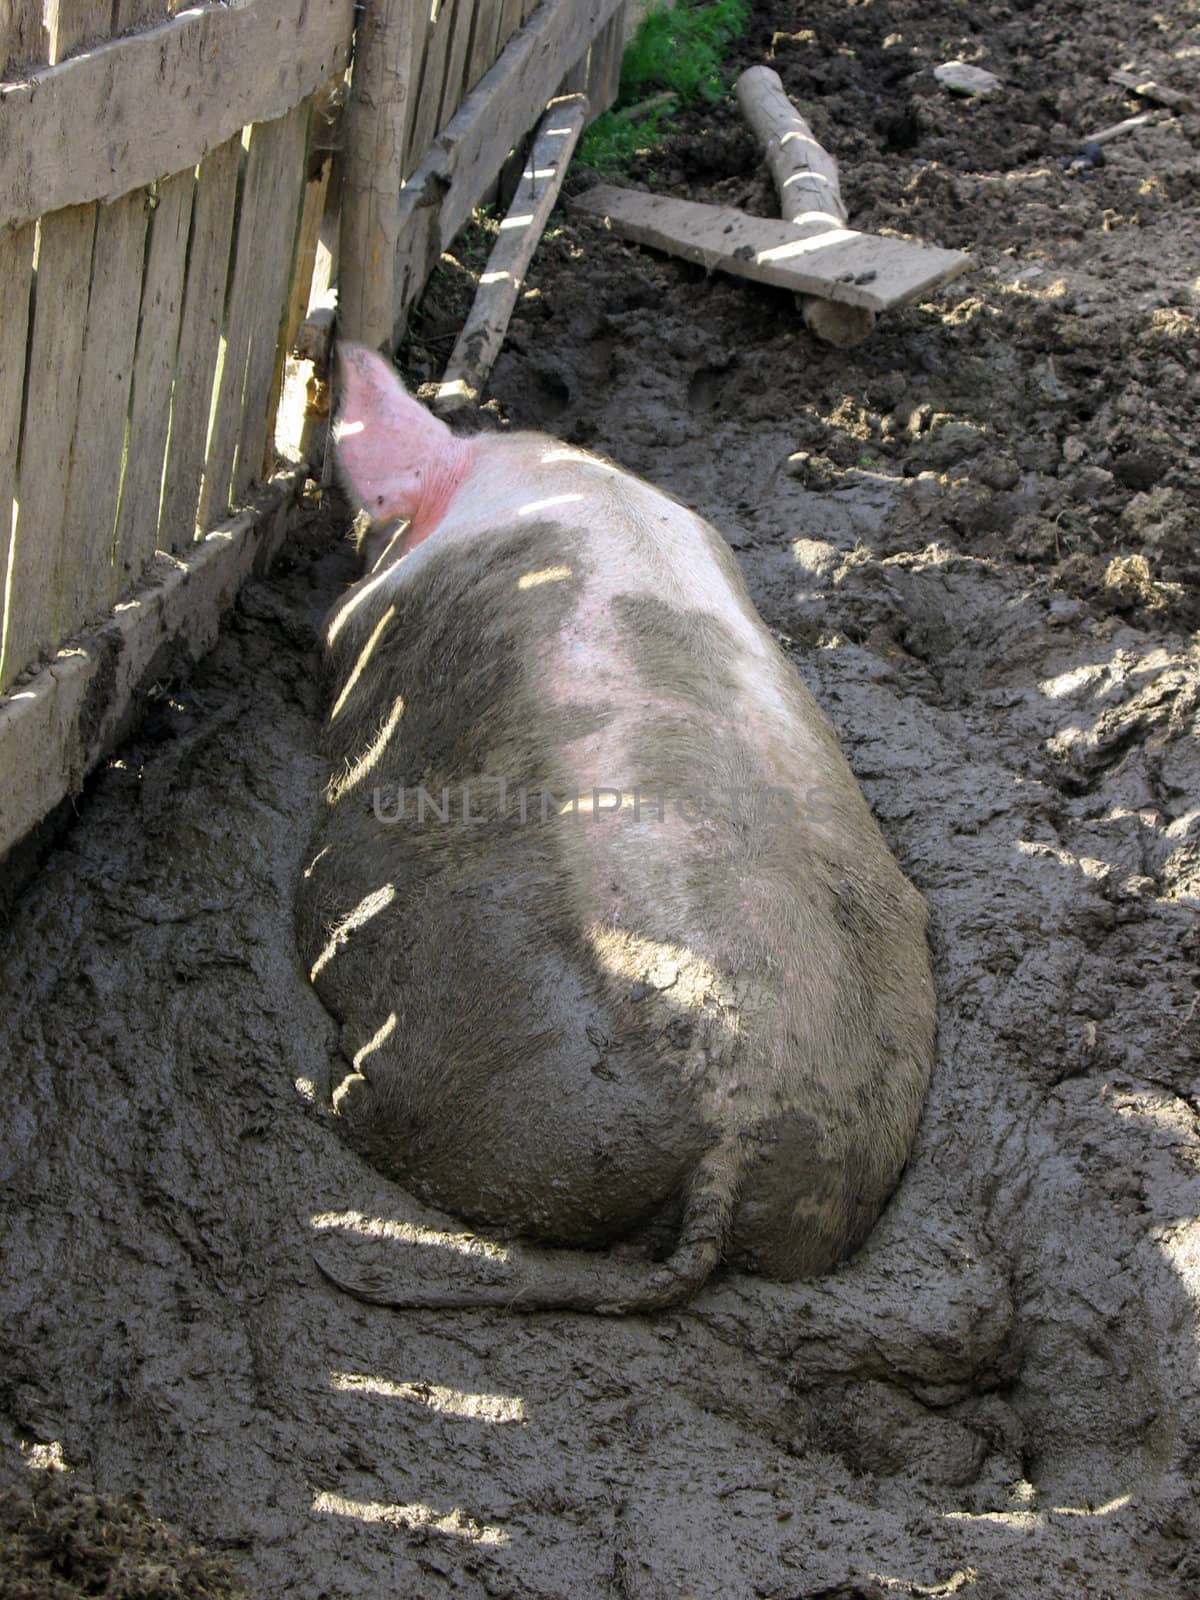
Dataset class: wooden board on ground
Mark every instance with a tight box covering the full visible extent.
[0,0,354,228]
[111,169,194,598]
[568,185,971,312]
[57,189,150,641]
[435,94,587,414]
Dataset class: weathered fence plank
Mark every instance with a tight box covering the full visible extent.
[111,170,194,597]
[465,0,504,90]
[0,469,304,867]
[158,135,242,554]
[339,0,417,349]
[112,0,172,30]
[392,0,625,329]
[0,0,355,228]
[0,203,98,686]
[199,118,289,529]
[57,191,150,639]
[233,101,310,501]
[0,221,35,693]
[439,0,477,126]
[45,0,110,59]
[408,0,461,164]
[0,0,45,74]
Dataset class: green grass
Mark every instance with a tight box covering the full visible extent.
[577,0,750,172]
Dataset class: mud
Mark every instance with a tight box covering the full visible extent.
[2,0,1198,1595]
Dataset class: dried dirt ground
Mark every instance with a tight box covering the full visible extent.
[2,1,1198,1596]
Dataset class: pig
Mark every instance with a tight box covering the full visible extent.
[297,343,935,1314]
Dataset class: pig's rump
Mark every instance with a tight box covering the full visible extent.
[298,436,934,1309]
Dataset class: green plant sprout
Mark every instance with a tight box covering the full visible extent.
[577,0,750,172]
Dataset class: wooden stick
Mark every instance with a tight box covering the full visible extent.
[735,65,876,348]
[434,95,588,415]
[1109,70,1194,114]
[1084,108,1171,146]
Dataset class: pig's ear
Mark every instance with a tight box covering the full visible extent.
[333,343,451,519]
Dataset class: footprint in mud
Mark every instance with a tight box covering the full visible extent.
[686,364,731,414]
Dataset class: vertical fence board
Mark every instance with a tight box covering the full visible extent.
[46,0,111,59]
[0,222,35,693]
[401,0,433,176]
[464,0,503,90]
[198,109,299,527]
[112,169,194,596]
[158,135,241,554]
[1,203,97,682]
[113,0,173,29]
[438,0,477,125]
[495,0,525,52]
[57,190,150,638]
[408,0,459,161]
[0,0,46,74]
[586,5,623,114]
[233,101,310,500]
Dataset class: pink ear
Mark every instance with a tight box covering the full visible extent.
[333,344,454,519]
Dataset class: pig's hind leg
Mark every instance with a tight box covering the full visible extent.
[313,1147,739,1315]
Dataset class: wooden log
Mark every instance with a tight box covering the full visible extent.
[0,202,97,688]
[111,169,194,597]
[0,0,355,229]
[1109,70,1194,114]
[57,189,150,640]
[736,65,846,227]
[735,65,875,349]
[339,0,417,349]
[0,221,35,693]
[391,0,626,337]
[158,135,242,554]
[568,185,971,312]
[434,94,587,415]
[0,468,304,871]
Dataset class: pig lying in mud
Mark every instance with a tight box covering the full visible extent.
[297,344,935,1314]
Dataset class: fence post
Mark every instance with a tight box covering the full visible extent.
[338,0,416,352]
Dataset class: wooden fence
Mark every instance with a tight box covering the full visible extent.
[0,0,626,876]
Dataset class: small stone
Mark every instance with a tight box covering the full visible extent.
[976,454,1021,491]
[934,60,1001,96]
[1062,436,1086,466]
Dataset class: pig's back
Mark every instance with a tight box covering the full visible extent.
[303,436,934,1276]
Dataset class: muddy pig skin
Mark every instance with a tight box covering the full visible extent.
[297,344,935,1314]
